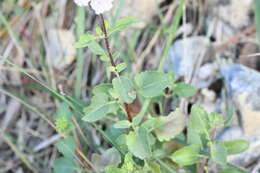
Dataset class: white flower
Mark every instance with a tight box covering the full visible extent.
[90,0,114,14]
[74,0,114,14]
[74,0,90,6]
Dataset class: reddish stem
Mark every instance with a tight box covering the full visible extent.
[99,14,116,68]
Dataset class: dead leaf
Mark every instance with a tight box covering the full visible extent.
[91,148,121,172]
[47,29,76,70]
[154,109,187,142]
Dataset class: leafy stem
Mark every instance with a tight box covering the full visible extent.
[99,14,133,122]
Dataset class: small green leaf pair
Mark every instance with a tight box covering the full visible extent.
[174,105,250,169]
[172,138,249,167]
[54,103,75,133]
[82,75,137,122]
[53,136,78,173]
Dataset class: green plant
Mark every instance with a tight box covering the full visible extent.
[72,4,249,171]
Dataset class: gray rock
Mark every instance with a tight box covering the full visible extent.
[221,64,260,99]
[164,37,217,88]
[221,64,260,137]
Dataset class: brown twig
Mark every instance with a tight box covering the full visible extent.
[215,25,256,51]
[100,14,116,68]
[134,3,177,73]
[99,14,132,122]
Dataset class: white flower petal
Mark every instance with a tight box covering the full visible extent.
[90,0,113,14]
[74,0,90,6]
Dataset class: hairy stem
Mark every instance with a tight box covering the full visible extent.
[99,14,133,122]
[100,14,116,68]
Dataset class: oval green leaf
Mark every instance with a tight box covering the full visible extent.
[56,136,77,159]
[83,101,118,122]
[126,127,152,159]
[223,139,249,155]
[171,144,200,166]
[53,157,76,173]
[112,76,136,103]
[173,82,196,97]
[190,105,209,134]
[134,71,172,98]
[211,142,227,166]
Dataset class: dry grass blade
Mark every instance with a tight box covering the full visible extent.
[134,3,177,73]
[0,131,38,173]
[0,87,55,129]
